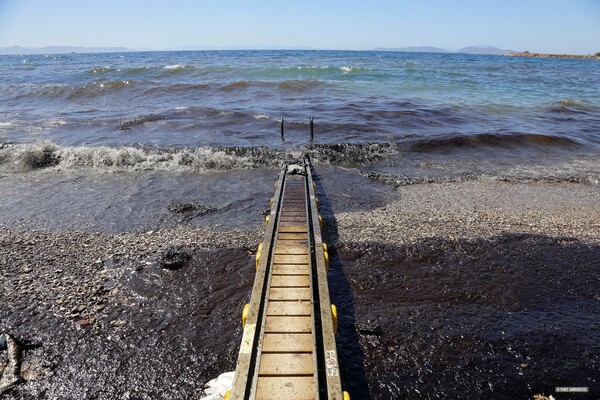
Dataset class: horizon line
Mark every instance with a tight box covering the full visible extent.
[4,44,598,56]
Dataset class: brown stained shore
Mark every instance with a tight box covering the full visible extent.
[1,180,599,399]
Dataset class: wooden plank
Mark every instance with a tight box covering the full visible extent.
[275,239,307,246]
[275,241,307,251]
[274,250,308,256]
[255,376,315,400]
[279,217,306,222]
[273,254,309,264]
[271,275,310,288]
[262,333,313,353]
[229,166,288,400]
[272,264,310,275]
[258,353,314,375]
[281,209,306,214]
[278,233,308,240]
[267,301,312,316]
[269,287,311,301]
[265,316,312,333]
[278,225,307,233]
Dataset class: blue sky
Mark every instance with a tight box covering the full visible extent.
[0,0,599,53]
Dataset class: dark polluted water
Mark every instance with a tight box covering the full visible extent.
[2,232,598,399]
[2,246,255,399]
[331,235,600,400]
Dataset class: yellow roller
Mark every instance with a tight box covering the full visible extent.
[270,197,274,208]
[318,215,323,230]
[343,391,351,400]
[316,197,319,208]
[224,390,231,400]
[331,304,338,334]
[323,243,329,271]
[255,242,263,269]
[242,303,250,327]
[265,215,270,226]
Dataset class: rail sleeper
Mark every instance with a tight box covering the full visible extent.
[229,156,345,400]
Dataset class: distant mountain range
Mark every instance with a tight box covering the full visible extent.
[2,44,517,55]
[374,45,517,55]
[0,45,130,55]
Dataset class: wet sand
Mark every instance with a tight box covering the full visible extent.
[1,177,599,399]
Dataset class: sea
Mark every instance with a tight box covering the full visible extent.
[1,50,599,399]
[1,50,599,230]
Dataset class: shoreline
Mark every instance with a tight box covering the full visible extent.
[507,52,600,60]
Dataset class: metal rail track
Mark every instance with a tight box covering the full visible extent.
[228,155,348,400]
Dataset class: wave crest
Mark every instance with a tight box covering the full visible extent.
[0,141,285,173]
[308,143,397,163]
[0,141,399,173]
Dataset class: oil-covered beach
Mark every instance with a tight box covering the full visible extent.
[1,50,599,399]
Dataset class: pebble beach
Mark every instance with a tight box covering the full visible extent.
[2,173,599,399]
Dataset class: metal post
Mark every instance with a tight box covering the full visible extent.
[309,117,314,142]
[281,118,284,141]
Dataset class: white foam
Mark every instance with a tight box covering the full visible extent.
[48,120,69,126]
[0,141,284,173]
[253,114,270,120]
[163,64,186,70]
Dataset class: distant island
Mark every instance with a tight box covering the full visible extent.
[507,51,600,60]
[0,45,131,55]
[456,46,516,55]
[374,45,516,55]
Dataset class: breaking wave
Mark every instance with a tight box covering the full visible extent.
[0,141,399,173]
[308,143,397,163]
[0,141,285,173]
